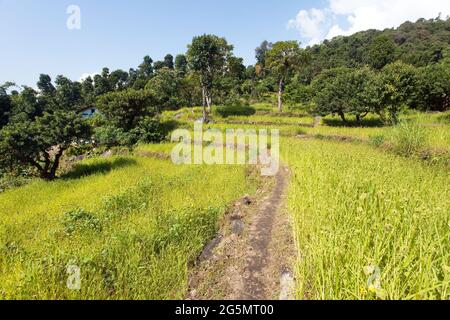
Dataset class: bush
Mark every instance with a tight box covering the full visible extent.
[390,120,429,156]
[131,117,167,144]
[369,134,386,148]
[94,126,136,148]
[214,104,256,118]
[94,118,166,148]
[62,208,102,235]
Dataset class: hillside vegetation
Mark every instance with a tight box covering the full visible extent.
[0,17,449,300]
[0,155,256,299]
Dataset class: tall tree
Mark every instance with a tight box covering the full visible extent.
[145,68,183,111]
[153,61,166,71]
[266,41,308,112]
[255,40,272,76]
[366,35,396,69]
[175,54,188,75]
[96,89,156,131]
[54,76,83,111]
[187,34,233,120]
[138,55,154,79]
[109,69,129,91]
[0,87,11,128]
[37,74,56,96]
[93,68,112,96]
[0,111,90,180]
[312,67,376,123]
[81,76,95,106]
[164,54,174,69]
[8,87,43,122]
[415,63,450,111]
[378,61,418,124]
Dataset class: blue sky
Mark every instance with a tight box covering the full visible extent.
[1,0,326,86]
[1,0,448,87]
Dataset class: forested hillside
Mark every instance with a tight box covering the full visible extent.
[301,16,450,80]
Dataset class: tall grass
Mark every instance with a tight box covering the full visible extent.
[389,120,429,157]
[282,138,449,300]
[0,155,256,299]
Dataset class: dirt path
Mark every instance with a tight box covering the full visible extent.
[188,165,296,300]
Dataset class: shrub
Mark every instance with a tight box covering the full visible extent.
[94,118,166,148]
[369,135,386,148]
[62,209,102,235]
[214,104,256,118]
[94,125,135,148]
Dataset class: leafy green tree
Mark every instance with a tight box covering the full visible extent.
[366,35,396,69]
[213,56,246,104]
[175,54,188,75]
[312,67,376,123]
[312,68,352,122]
[0,111,90,180]
[54,76,83,111]
[164,54,174,69]
[187,34,233,120]
[81,76,95,106]
[153,61,166,71]
[266,41,308,112]
[8,87,43,123]
[37,74,56,96]
[0,87,11,128]
[415,63,450,111]
[96,88,156,131]
[179,73,203,107]
[145,68,183,110]
[255,40,273,76]
[378,61,417,124]
[109,69,129,91]
[138,55,154,79]
[93,69,112,96]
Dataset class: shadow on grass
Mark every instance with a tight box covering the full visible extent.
[323,117,385,128]
[160,120,180,135]
[437,113,450,124]
[62,157,137,180]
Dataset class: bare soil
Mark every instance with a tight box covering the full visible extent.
[187,165,296,300]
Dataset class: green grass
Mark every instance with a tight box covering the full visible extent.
[0,155,256,299]
[222,114,313,126]
[282,138,449,300]
[1,107,448,300]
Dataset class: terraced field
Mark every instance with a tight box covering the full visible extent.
[0,107,448,300]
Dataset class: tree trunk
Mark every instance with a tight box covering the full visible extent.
[206,95,212,113]
[277,79,283,113]
[338,111,347,124]
[49,149,64,180]
[202,86,207,108]
[201,86,208,122]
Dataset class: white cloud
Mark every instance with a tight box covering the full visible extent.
[289,0,450,46]
[288,8,332,46]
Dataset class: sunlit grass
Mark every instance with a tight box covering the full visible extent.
[282,138,449,300]
[0,155,256,299]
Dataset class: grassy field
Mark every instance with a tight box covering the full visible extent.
[0,106,448,300]
[282,138,449,300]
[0,154,257,299]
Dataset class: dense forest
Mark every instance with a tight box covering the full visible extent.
[0,17,449,181]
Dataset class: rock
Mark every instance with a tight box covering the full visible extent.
[231,220,245,236]
[242,196,252,206]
